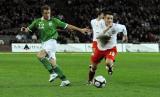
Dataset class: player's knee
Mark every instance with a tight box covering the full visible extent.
[37,51,46,59]
[105,59,113,66]
[91,57,100,65]
[49,59,57,67]
[37,53,43,59]
[89,65,97,72]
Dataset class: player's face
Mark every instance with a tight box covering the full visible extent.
[104,15,113,24]
[42,9,51,20]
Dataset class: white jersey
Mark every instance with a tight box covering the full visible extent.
[91,19,106,41]
[97,23,127,50]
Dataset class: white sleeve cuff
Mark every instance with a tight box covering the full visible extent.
[27,27,32,32]
[64,24,68,29]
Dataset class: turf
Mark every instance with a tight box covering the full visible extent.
[0,53,160,97]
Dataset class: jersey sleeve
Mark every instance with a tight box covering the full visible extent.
[101,20,106,30]
[116,24,127,35]
[122,25,127,35]
[54,18,68,29]
[90,20,95,32]
[28,19,38,31]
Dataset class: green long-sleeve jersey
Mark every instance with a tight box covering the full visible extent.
[28,17,68,42]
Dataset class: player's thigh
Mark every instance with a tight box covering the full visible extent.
[92,41,97,53]
[105,47,117,64]
[42,39,57,59]
[44,49,57,66]
[92,41,97,47]
[42,39,57,52]
[91,48,103,65]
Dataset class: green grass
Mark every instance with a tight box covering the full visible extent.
[0,52,160,97]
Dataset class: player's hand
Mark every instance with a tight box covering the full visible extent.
[103,23,112,34]
[122,35,128,42]
[21,27,29,32]
[80,28,91,34]
[97,35,111,44]
[107,22,113,29]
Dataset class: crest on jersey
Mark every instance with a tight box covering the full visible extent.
[111,30,116,34]
[38,22,44,29]
[111,29,116,34]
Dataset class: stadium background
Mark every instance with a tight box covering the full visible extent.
[0,0,160,51]
[0,0,160,97]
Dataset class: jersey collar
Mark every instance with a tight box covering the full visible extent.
[41,17,51,20]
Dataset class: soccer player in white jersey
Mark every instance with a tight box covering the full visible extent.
[90,10,105,51]
[88,11,128,83]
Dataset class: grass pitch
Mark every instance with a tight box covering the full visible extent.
[0,52,160,97]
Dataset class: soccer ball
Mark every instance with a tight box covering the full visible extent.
[93,75,106,88]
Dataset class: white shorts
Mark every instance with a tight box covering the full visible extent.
[41,39,57,60]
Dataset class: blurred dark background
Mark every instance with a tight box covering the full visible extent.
[0,0,160,47]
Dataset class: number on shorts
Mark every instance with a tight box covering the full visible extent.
[109,51,115,56]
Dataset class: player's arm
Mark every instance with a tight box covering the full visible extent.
[96,29,111,43]
[96,23,112,39]
[122,35,128,42]
[96,22,113,44]
[102,23,112,34]
[21,19,37,32]
[119,25,128,42]
[90,20,95,33]
[66,24,90,33]
[55,18,90,33]
[116,24,128,42]
[101,19,106,30]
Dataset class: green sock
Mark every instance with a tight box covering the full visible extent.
[53,65,66,81]
[39,57,53,74]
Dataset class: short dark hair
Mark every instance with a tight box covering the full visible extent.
[41,5,51,13]
[104,11,113,16]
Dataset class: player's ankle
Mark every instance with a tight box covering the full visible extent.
[87,80,93,85]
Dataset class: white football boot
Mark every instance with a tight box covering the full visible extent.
[49,73,58,82]
[60,80,71,87]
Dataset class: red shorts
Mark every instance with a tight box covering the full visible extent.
[92,41,97,48]
[91,45,117,64]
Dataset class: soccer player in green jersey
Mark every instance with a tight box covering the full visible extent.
[21,5,89,87]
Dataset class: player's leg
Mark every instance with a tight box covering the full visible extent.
[37,50,58,82]
[106,59,114,75]
[92,41,97,53]
[105,47,117,75]
[48,56,70,86]
[88,47,103,84]
[37,50,54,74]
[37,39,59,83]
[88,63,97,84]
[88,41,98,83]
[46,39,70,86]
